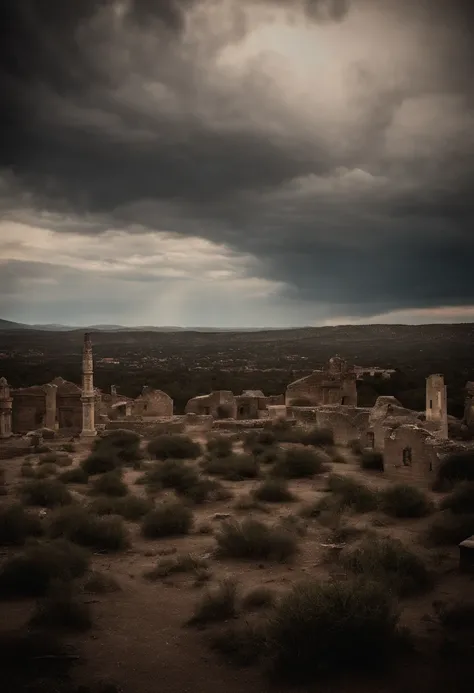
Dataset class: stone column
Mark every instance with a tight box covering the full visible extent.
[80,333,97,438]
[0,377,13,438]
[44,383,58,430]
[426,374,448,439]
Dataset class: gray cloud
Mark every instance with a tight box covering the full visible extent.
[1,0,474,325]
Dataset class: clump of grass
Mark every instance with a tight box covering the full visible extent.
[59,467,89,484]
[380,484,433,518]
[202,453,260,480]
[90,470,128,497]
[266,578,400,682]
[48,506,129,552]
[0,503,43,545]
[326,474,379,513]
[272,447,330,479]
[242,586,276,610]
[19,478,73,508]
[141,499,194,538]
[206,435,233,458]
[360,450,384,471]
[210,621,268,666]
[144,553,209,580]
[233,494,269,513]
[187,578,239,626]
[440,482,474,515]
[215,518,298,562]
[0,539,89,598]
[340,536,433,596]
[426,511,474,545]
[89,494,153,521]
[147,434,201,461]
[29,581,92,631]
[253,478,295,503]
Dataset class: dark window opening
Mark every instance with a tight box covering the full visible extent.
[239,407,245,416]
[366,432,375,449]
[429,400,433,409]
[341,396,348,405]
[402,447,412,466]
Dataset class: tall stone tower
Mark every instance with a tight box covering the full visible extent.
[426,373,448,439]
[80,333,96,438]
[0,377,13,438]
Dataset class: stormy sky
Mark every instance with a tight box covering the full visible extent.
[1,0,473,328]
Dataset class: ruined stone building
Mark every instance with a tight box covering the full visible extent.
[285,356,358,407]
[184,389,284,420]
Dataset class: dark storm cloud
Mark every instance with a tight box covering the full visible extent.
[1,0,474,321]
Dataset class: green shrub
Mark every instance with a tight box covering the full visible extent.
[0,503,43,545]
[435,450,474,485]
[215,518,298,562]
[29,581,92,631]
[301,427,334,447]
[380,484,433,518]
[90,470,128,497]
[0,539,89,598]
[326,474,379,513]
[266,579,400,681]
[440,482,474,515]
[19,478,73,508]
[341,536,433,596]
[206,435,233,458]
[360,450,384,471]
[202,453,260,480]
[145,553,209,580]
[81,448,120,475]
[59,467,89,484]
[141,499,193,538]
[272,447,329,479]
[253,478,295,503]
[48,506,129,551]
[88,494,153,521]
[188,579,238,626]
[426,511,474,545]
[147,434,201,461]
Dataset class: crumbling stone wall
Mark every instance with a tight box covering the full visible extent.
[185,391,237,418]
[314,406,371,446]
[383,425,441,484]
[132,387,173,417]
[285,356,357,407]
[106,417,185,437]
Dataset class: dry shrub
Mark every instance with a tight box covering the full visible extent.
[215,518,298,562]
[20,462,36,478]
[90,470,128,497]
[81,448,119,475]
[95,429,142,464]
[141,499,194,538]
[0,503,43,545]
[188,578,239,626]
[301,427,334,447]
[210,620,268,666]
[48,506,129,552]
[242,586,276,610]
[145,553,209,580]
[202,453,260,480]
[147,434,201,461]
[253,478,295,503]
[272,447,330,479]
[29,580,92,631]
[426,511,474,545]
[440,482,474,515]
[34,462,58,479]
[89,494,153,521]
[380,484,433,518]
[19,478,73,508]
[340,536,433,596]
[266,579,401,682]
[437,601,474,630]
[326,474,379,513]
[435,450,474,486]
[206,435,233,458]
[82,571,121,594]
[0,539,89,598]
[59,467,89,484]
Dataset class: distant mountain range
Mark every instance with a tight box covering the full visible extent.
[0,318,284,333]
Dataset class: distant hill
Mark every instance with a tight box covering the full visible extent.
[0,318,285,333]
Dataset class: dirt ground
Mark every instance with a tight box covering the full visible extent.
[1,434,474,693]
